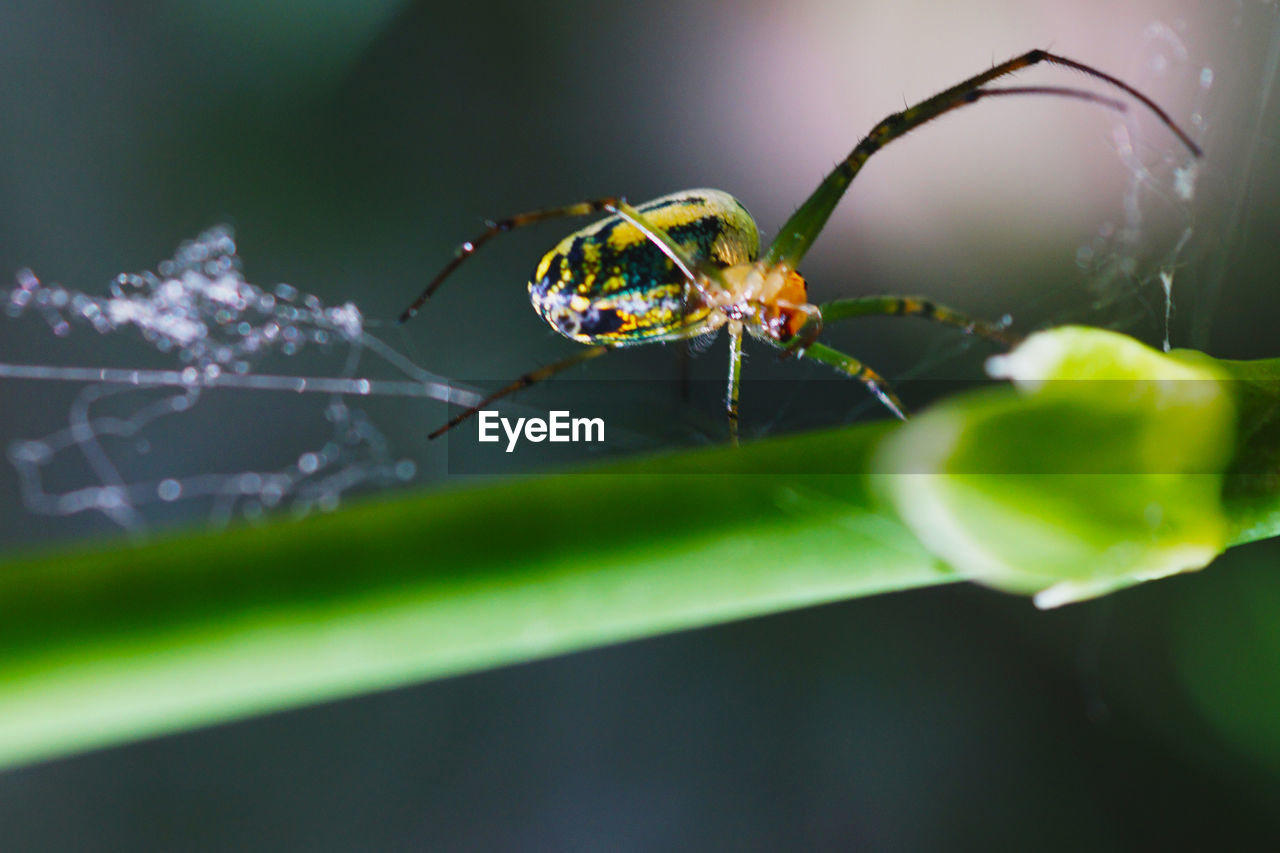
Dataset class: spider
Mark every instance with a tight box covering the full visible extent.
[401,49,1201,444]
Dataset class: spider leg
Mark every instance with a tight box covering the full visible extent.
[606,200,744,437]
[428,345,609,439]
[401,197,623,322]
[768,296,1017,420]
[607,200,730,299]
[764,49,1202,269]
[726,320,744,446]
[813,295,1023,347]
[775,339,908,421]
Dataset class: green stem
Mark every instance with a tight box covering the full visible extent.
[1211,356,1280,544]
[5,329,1280,770]
[0,422,945,770]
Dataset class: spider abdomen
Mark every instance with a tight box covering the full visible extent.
[527,189,759,346]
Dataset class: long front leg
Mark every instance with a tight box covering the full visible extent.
[763,49,1202,270]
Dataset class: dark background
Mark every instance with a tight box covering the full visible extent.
[2,1,1279,849]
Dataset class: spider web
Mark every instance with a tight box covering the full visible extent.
[890,23,1213,390]
[0,226,482,541]
[1057,9,1278,359]
[1071,21,1209,351]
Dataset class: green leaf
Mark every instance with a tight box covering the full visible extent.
[876,327,1236,607]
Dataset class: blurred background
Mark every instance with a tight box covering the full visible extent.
[1,0,1279,848]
